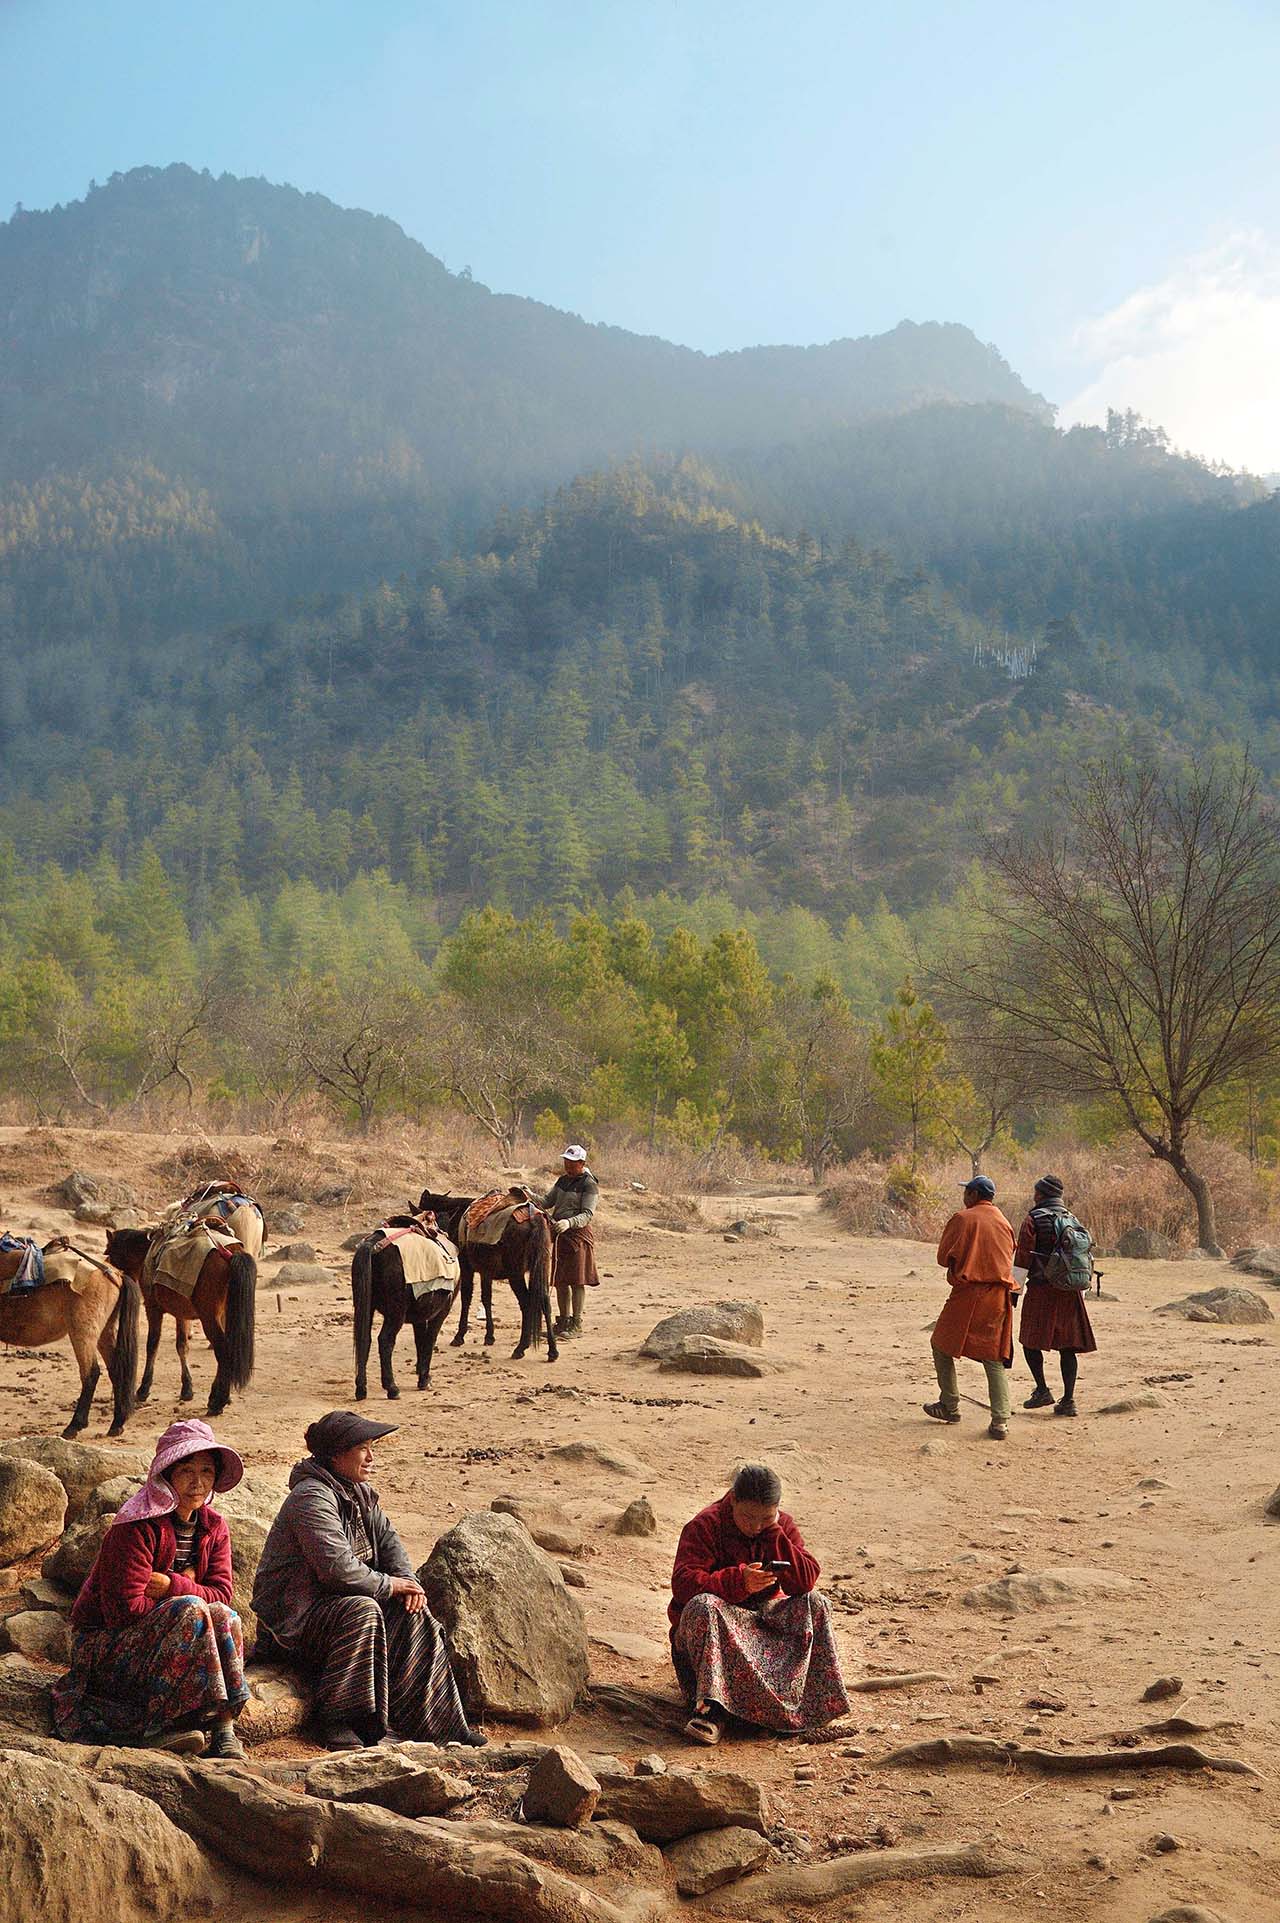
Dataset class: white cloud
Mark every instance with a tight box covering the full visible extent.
[1060,234,1280,474]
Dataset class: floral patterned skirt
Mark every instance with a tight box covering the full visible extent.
[52,1595,248,1743]
[673,1591,850,1732]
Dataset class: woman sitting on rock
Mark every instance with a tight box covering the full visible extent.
[252,1410,484,1752]
[669,1461,849,1746]
[53,1418,248,1757]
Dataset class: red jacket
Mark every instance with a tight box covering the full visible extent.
[669,1492,819,1639]
[71,1509,234,1632]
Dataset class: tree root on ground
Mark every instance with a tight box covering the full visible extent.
[880,1735,1259,1777]
[848,1671,950,1692]
[694,1840,1019,1911]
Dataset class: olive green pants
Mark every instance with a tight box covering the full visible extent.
[932,1347,1011,1422]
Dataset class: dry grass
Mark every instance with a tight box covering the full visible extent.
[823,1140,1277,1251]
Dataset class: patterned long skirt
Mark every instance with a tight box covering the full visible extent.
[52,1596,247,1743]
[288,1593,470,1740]
[673,1591,850,1732]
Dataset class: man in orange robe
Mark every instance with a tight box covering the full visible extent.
[926,1175,1016,1441]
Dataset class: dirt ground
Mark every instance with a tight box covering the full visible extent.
[1,1124,1276,1923]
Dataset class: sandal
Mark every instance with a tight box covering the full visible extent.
[922,1401,961,1424]
[684,1713,722,1746]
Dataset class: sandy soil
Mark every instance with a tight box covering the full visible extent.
[1,1124,1276,1923]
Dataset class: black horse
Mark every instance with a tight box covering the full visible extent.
[417,1191,558,1364]
[351,1218,460,1401]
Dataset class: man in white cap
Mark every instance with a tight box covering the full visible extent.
[542,1145,599,1339]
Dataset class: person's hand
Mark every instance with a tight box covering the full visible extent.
[389,1575,426,1613]
[553,1219,569,1235]
[144,1571,172,1601]
[741,1562,779,1596]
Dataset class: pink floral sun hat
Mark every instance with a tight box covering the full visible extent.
[111,1418,245,1527]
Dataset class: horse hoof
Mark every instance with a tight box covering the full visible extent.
[547,1348,559,1363]
[135,1388,151,1405]
[511,1346,527,1360]
[180,1389,195,1404]
[450,1335,466,1349]
[107,1423,126,1437]
[385,1387,400,1401]
[484,1335,495,1347]
[60,1424,84,1441]
[355,1387,367,1402]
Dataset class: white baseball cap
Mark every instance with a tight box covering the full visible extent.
[562,1144,588,1161]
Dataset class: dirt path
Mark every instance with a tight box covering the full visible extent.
[1,1127,1276,1922]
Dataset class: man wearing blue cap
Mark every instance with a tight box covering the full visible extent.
[925,1175,1017,1441]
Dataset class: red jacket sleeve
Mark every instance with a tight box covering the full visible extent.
[771,1513,820,1596]
[168,1512,234,1605]
[671,1509,752,1612]
[95,1520,162,1626]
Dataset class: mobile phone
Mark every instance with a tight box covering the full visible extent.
[764,1560,790,1572]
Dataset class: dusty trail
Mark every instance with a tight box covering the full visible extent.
[0,1128,1276,1922]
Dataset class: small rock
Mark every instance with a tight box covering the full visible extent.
[270,1241,317,1263]
[1085,1852,1111,1871]
[1110,1786,1138,1801]
[963,1567,1134,1612]
[1156,1287,1273,1325]
[18,1579,72,1613]
[559,1563,587,1588]
[56,1170,138,1212]
[594,1765,769,1843]
[1117,1226,1174,1259]
[547,1441,651,1477]
[615,1497,657,1537]
[1137,1477,1172,1491]
[522,1745,601,1828]
[0,1652,53,1732]
[305,1750,470,1816]
[1097,1393,1166,1415]
[662,1824,771,1896]
[635,1754,667,1776]
[341,1233,367,1251]
[1265,1486,1280,1520]
[237,1662,313,1743]
[272,1207,307,1234]
[314,1183,352,1206]
[1150,1832,1181,1854]
[639,1302,764,1358]
[657,1335,789,1378]
[270,1262,331,1287]
[1146,1908,1233,1923]
[1141,1676,1183,1702]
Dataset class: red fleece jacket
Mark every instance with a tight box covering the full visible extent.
[669,1492,819,1639]
[71,1510,234,1631]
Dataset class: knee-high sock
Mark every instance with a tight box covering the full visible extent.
[1060,1349,1078,1398]
[1023,1346,1048,1391]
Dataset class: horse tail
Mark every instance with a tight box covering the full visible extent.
[532,1209,554,1301]
[223,1253,257,1391]
[352,1240,375,1366]
[108,1275,141,1421]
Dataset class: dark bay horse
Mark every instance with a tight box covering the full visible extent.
[351,1218,460,1401]
[0,1239,140,1437]
[418,1191,558,1364]
[106,1227,256,1418]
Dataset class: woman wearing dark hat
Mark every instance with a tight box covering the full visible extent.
[53,1417,249,1755]
[1014,1174,1097,1416]
[252,1411,482,1752]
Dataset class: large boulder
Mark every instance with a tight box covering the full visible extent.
[216,1473,286,1656]
[41,1474,142,1590]
[0,1653,54,1733]
[657,1336,789,1378]
[0,1435,148,1523]
[55,1171,139,1213]
[419,1512,588,1726]
[963,1567,1135,1613]
[592,1763,769,1843]
[1232,1246,1280,1280]
[271,1261,332,1288]
[1156,1287,1273,1325]
[1117,1226,1175,1259]
[0,1456,66,1566]
[0,1747,211,1923]
[640,1302,764,1358]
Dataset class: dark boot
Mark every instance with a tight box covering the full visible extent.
[563,1283,585,1338]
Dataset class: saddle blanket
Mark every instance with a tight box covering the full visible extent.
[1,1238,117,1298]
[145,1224,241,1299]
[461,1188,537,1247]
[373,1221,460,1297]
[163,1184,264,1260]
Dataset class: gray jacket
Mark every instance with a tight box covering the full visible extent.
[541,1169,598,1230]
[251,1457,415,1648]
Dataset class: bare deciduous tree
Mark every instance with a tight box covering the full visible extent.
[941,757,1280,1251]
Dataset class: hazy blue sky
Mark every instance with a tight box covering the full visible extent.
[4,0,1279,465]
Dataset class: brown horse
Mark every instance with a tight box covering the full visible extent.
[0,1239,140,1437]
[351,1220,460,1401]
[418,1191,558,1364]
[106,1227,256,1418]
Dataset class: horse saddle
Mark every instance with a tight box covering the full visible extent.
[460,1186,539,1247]
[145,1224,241,1299]
[373,1215,460,1294]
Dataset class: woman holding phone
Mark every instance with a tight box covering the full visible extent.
[668,1462,848,1745]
